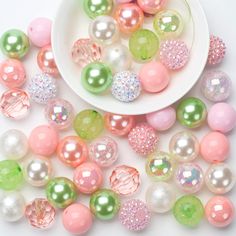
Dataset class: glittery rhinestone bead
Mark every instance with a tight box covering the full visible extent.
[27,73,57,104]
[128,123,158,156]
[112,71,141,102]
[110,165,140,196]
[160,40,189,70]
[0,89,30,119]
[119,199,151,231]
[71,38,101,67]
[25,198,56,229]
[207,35,226,65]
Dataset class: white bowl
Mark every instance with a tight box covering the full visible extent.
[52,0,209,115]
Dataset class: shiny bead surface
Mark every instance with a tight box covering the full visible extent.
[137,0,166,14]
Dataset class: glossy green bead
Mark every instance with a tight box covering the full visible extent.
[173,195,204,227]
[46,177,77,208]
[0,160,23,191]
[90,189,120,220]
[81,62,113,94]
[177,97,207,128]
[129,29,159,62]
[73,109,104,140]
[0,29,30,59]
[83,0,113,19]
[153,10,184,38]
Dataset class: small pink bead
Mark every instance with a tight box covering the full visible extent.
[146,107,176,131]
[205,196,234,228]
[208,103,236,133]
[137,0,166,14]
[29,125,59,156]
[139,61,169,93]
[73,162,103,194]
[28,17,52,47]
[62,203,93,235]
[200,132,230,163]
[0,59,26,88]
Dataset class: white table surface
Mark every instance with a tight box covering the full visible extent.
[0,0,235,236]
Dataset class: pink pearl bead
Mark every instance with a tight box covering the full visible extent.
[205,196,235,228]
[62,203,93,234]
[116,0,132,3]
[200,132,230,163]
[28,17,52,47]
[0,59,26,88]
[146,107,176,131]
[137,0,166,14]
[139,61,169,93]
[73,162,103,194]
[29,125,59,156]
[208,103,236,133]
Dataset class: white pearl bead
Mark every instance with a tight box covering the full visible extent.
[89,16,119,45]
[0,191,25,222]
[146,182,176,213]
[0,129,28,160]
[102,43,132,73]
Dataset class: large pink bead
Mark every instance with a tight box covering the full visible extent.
[0,59,26,88]
[73,162,103,194]
[28,17,52,47]
[137,0,166,14]
[29,125,59,156]
[62,203,93,235]
[205,196,235,228]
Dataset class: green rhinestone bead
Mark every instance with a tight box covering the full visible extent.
[173,195,204,227]
[177,97,207,128]
[0,29,30,59]
[81,62,113,94]
[83,0,113,19]
[0,160,23,191]
[129,29,159,62]
[46,177,77,208]
[153,10,184,38]
[90,189,120,220]
[73,109,104,140]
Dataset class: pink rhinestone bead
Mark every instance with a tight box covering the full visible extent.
[208,35,226,65]
[0,89,30,119]
[71,38,101,67]
[110,165,140,196]
[25,198,56,229]
[128,123,158,156]
[119,199,151,231]
[160,40,189,70]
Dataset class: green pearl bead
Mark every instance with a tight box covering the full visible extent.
[90,189,120,220]
[0,160,23,191]
[177,97,207,128]
[173,195,204,227]
[82,62,113,94]
[0,29,30,59]
[153,10,184,38]
[73,109,104,140]
[46,177,77,208]
[84,0,113,19]
[129,29,159,62]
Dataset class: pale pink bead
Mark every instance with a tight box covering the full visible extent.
[62,203,93,235]
[146,107,176,131]
[205,196,234,228]
[137,0,166,14]
[0,59,26,88]
[73,162,103,194]
[116,0,132,3]
[208,103,236,133]
[29,125,59,156]
[28,17,52,47]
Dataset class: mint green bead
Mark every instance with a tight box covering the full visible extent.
[129,29,159,62]
[173,195,204,227]
[84,0,113,19]
[0,160,23,191]
[73,109,104,140]
[82,62,113,94]
[0,29,30,59]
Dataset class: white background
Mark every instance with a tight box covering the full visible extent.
[0,0,235,236]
